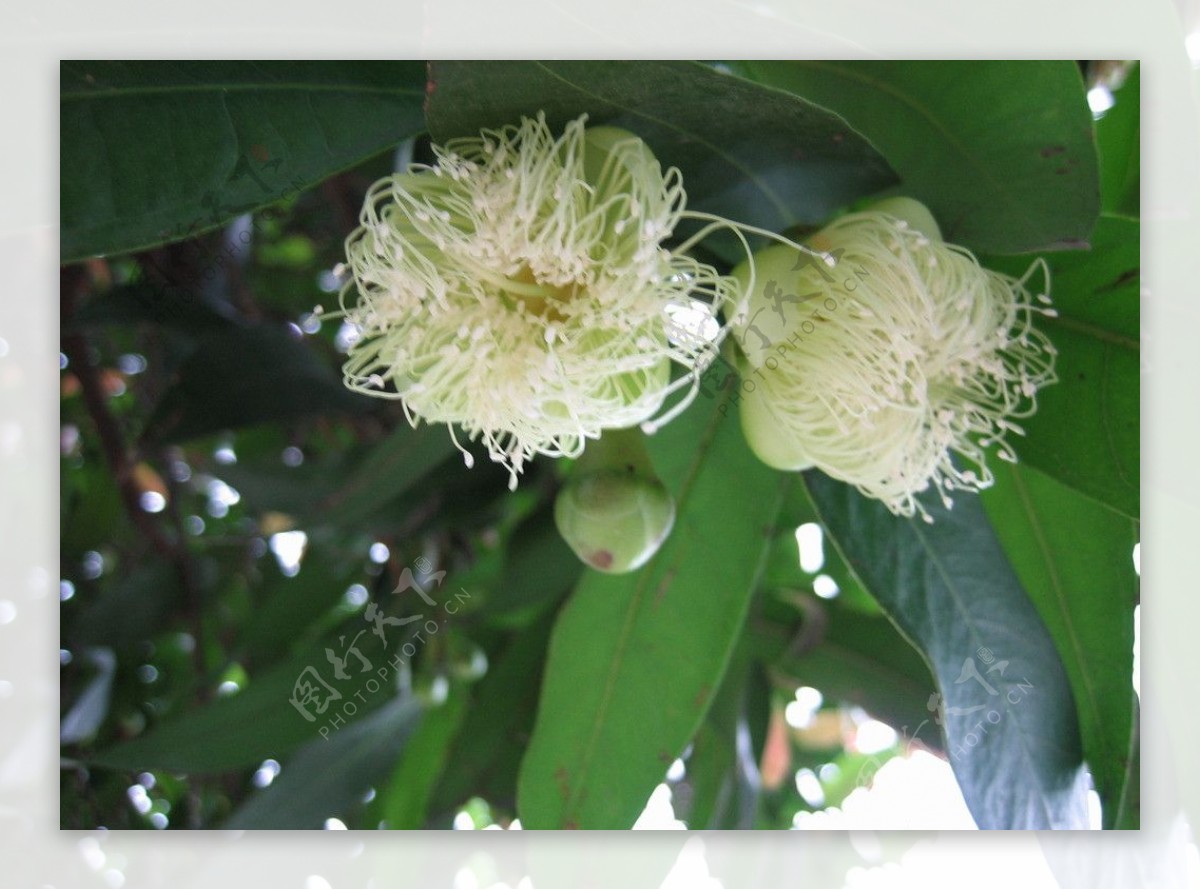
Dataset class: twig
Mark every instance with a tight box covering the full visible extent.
[61,265,210,694]
[61,266,174,558]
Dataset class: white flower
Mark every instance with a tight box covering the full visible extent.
[338,113,733,488]
[732,197,1058,521]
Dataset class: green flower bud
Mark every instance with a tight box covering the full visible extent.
[554,427,675,573]
[867,196,943,241]
[739,379,813,471]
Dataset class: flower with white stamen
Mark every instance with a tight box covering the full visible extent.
[338,113,735,488]
[732,197,1058,521]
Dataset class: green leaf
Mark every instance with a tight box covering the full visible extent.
[316,424,457,527]
[731,61,1100,253]
[211,452,349,518]
[67,562,183,652]
[981,461,1139,829]
[766,486,882,615]
[61,61,427,262]
[517,390,786,829]
[426,61,896,232]
[770,598,942,753]
[476,509,582,628]
[1094,63,1140,217]
[819,748,901,809]
[802,473,1091,829]
[378,689,469,829]
[141,325,374,443]
[223,698,423,829]
[984,214,1140,518]
[682,645,761,829]
[428,617,556,817]
[68,281,236,332]
[235,552,357,664]
[91,622,398,772]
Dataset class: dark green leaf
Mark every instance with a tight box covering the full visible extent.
[378,689,469,829]
[476,509,582,628]
[517,390,786,829]
[427,61,896,233]
[60,467,123,556]
[981,461,1139,828]
[212,452,349,518]
[731,61,1100,253]
[235,553,357,664]
[429,617,555,817]
[69,281,236,332]
[766,485,881,615]
[141,325,373,443]
[803,473,1090,829]
[1094,63,1140,217]
[61,61,427,262]
[92,622,397,772]
[984,214,1139,518]
[682,645,760,829]
[223,698,422,829]
[316,424,457,527]
[68,563,182,651]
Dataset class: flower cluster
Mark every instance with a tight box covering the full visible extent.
[338,113,733,488]
[732,198,1058,520]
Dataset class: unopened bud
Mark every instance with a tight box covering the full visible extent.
[554,427,675,574]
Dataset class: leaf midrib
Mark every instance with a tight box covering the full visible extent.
[908,516,1058,827]
[561,389,734,824]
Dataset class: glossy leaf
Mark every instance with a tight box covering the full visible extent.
[426,60,896,232]
[517,390,787,829]
[803,472,1091,829]
[224,698,422,829]
[984,214,1140,518]
[61,61,427,262]
[731,61,1100,253]
[981,461,1139,828]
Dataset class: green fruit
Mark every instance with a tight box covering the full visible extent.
[582,125,660,188]
[554,468,676,574]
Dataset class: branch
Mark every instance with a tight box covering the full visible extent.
[61,265,210,691]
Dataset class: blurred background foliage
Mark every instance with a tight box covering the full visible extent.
[60,60,1139,831]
